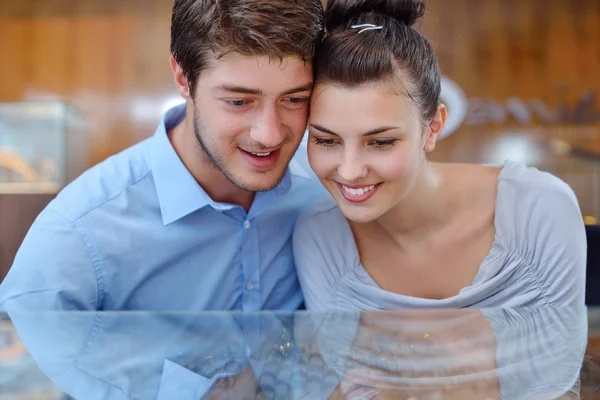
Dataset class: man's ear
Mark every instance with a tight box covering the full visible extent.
[170,55,192,101]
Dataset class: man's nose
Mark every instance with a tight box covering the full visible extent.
[249,106,286,148]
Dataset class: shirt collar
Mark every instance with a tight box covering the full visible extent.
[151,104,227,226]
[150,104,308,225]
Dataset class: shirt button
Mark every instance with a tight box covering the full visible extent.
[244,220,251,230]
[246,282,254,292]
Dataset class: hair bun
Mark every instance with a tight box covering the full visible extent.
[324,0,425,32]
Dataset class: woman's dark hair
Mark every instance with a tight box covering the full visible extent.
[315,0,440,122]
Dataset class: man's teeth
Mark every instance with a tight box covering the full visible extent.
[252,152,271,157]
[342,185,376,196]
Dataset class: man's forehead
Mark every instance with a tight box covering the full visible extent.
[199,53,313,95]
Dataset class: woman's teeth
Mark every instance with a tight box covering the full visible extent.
[342,185,376,196]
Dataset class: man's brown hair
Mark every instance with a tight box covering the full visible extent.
[171,0,325,97]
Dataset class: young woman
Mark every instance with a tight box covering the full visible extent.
[293,0,586,309]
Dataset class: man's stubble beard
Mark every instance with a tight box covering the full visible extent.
[192,106,297,192]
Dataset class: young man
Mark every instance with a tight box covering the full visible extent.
[0,0,325,312]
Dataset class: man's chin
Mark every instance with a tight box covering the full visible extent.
[233,169,288,192]
[242,179,285,192]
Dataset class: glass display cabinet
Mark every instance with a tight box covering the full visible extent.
[0,100,89,195]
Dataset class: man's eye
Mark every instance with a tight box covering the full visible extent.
[225,100,251,108]
[287,97,308,104]
[283,97,309,108]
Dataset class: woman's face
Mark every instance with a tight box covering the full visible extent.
[308,82,443,223]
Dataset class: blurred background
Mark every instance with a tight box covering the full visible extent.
[0,0,599,282]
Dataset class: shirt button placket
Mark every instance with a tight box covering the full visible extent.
[241,218,259,310]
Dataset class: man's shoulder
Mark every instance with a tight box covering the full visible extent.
[49,138,154,223]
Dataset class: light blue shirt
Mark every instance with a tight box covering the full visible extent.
[0,104,323,312]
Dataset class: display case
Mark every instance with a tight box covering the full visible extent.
[0,100,90,283]
[0,100,89,194]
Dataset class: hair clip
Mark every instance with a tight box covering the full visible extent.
[351,23,383,34]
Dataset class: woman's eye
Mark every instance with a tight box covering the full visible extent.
[312,138,337,147]
[370,139,397,148]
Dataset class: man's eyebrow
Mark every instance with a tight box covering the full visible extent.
[212,85,263,96]
[212,83,313,97]
[279,83,313,96]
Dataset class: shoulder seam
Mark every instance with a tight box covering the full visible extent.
[499,174,574,196]
[52,170,153,223]
[499,175,578,206]
[44,209,101,310]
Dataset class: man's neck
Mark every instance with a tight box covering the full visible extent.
[167,111,255,212]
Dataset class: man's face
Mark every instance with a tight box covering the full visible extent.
[191,53,313,192]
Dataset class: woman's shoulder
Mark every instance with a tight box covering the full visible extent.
[295,193,348,233]
[293,194,359,310]
[493,161,586,306]
[495,161,581,232]
[294,192,362,257]
[294,193,359,255]
[497,160,578,201]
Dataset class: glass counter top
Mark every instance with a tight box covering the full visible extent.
[0,307,598,399]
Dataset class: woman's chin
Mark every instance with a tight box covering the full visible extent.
[338,204,381,224]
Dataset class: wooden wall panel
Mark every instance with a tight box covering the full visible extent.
[0,0,599,277]
[0,0,174,166]
[0,0,598,163]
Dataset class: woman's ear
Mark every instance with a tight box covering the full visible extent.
[423,104,447,153]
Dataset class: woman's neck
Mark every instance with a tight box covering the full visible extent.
[368,162,459,243]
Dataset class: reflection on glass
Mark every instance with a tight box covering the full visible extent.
[0,308,595,400]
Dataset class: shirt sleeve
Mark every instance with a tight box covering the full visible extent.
[0,208,99,311]
[292,202,350,310]
[500,169,588,308]
[530,186,587,307]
